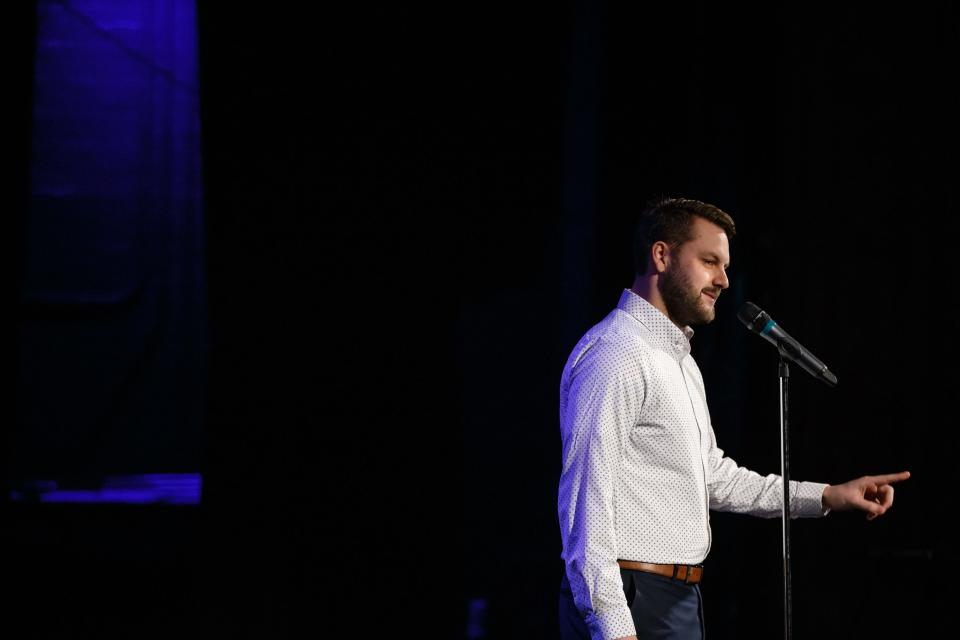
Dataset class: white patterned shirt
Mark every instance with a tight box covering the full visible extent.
[557,289,828,640]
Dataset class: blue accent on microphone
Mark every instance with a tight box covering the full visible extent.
[761,319,777,335]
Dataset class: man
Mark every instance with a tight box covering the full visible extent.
[556,197,910,640]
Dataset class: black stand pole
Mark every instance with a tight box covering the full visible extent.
[779,354,792,640]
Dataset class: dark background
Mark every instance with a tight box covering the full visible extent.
[9,1,957,638]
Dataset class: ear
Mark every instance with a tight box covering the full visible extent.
[651,241,671,274]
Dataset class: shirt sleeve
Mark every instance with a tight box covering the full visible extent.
[704,422,828,518]
[558,341,644,640]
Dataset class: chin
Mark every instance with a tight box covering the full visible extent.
[692,310,716,326]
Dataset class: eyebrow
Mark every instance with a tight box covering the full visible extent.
[703,252,730,269]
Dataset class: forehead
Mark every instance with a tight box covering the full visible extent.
[684,217,730,258]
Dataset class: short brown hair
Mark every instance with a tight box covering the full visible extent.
[633,197,736,275]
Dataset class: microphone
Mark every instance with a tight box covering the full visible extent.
[737,302,838,387]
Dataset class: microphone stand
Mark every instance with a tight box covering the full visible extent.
[778,353,792,640]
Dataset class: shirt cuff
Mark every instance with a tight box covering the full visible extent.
[587,604,636,640]
[791,481,830,517]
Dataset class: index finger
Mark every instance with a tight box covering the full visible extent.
[869,471,911,485]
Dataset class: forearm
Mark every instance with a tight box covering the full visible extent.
[708,457,828,518]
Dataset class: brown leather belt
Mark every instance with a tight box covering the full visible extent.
[617,560,704,585]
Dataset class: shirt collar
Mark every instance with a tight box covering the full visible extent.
[617,288,694,359]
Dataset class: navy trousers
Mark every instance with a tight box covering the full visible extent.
[559,568,705,639]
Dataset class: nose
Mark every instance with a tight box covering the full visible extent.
[716,266,729,290]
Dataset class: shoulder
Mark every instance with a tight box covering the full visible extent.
[566,310,653,381]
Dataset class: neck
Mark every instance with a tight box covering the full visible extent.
[630,274,679,328]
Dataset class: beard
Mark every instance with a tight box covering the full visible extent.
[659,265,717,327]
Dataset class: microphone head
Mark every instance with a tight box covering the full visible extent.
[737,301,767,332]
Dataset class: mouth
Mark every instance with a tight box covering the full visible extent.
[702,290,719,304]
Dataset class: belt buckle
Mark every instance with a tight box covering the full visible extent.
[683,564,701,585]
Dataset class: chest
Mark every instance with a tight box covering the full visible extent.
[630,356,711,454]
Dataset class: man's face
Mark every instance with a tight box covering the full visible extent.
[658,216,731,327]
